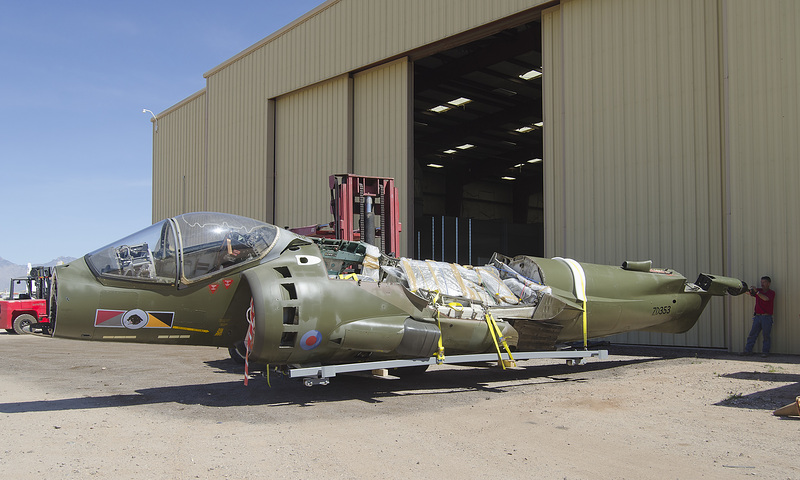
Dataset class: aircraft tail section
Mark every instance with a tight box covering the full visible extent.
[694,274,748,296]
[640,298,710,334]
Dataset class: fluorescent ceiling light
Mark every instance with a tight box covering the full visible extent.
[501,176,516,181]
[519,69,542,80]
[443,149,457,154]
[527,158,542,163]
[514,163,525,168]
[515,126,534,133]
[492,87,517,97]
[456,143,474,150]
[534,121,544,127]
[447,97,472,106]
[429,105,451,113]
[427,163,444,168]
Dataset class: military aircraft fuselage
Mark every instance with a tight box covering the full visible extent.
[48,212,746,368]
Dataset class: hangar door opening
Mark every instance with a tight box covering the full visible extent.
[413,19,544,264]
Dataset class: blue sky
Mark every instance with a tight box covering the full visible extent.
[0,1,326,265]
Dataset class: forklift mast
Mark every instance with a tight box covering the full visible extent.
[329,174,401,256]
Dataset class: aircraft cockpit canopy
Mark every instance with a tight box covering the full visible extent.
[175,212,278,282]
[86,212,279,284]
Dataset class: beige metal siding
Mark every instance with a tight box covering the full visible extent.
[274,75,351,227]
[206,0,551,100]
[152,90,207,222]
[725,0,800,354]
[544,0,726,347]
[204,60,274,221]
[195,1,549,228]
[542,6,563,259]
[353,58,412,256]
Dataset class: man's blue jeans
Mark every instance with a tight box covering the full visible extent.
[745,314,773,353]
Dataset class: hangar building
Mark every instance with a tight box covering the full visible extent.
[151,0,800,354]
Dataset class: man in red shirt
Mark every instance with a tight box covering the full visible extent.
[743,276,775,357]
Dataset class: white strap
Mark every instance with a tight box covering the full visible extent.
[554,257,589,348]
[554,257,587,302]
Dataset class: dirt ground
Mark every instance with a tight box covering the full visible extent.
[0,332,798,480]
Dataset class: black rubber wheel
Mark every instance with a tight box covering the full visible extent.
[228,341,247,364]
[389,365,430,377]
[12,314,36,335]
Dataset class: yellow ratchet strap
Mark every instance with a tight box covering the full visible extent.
[447,302,463,312]
[582,301,588,349]
[338,273,359,281]
[485,312,516,369]
[433,291,445,364]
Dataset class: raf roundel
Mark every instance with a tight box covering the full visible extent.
[299,330,322,350]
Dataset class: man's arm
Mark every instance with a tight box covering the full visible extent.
[748,288,769,301]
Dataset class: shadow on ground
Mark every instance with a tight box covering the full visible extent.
[5,344,797,414]
[0,355,658,413]
[715,371,800,411]
[611,344,800,412]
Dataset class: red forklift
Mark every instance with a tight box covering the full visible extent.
[1,266,52,334]
[290,174,401,254]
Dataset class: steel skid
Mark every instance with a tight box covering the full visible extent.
[287,349,609,386]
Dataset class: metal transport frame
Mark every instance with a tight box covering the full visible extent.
[288,349,609,386]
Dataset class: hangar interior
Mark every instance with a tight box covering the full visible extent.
[412,19,543,264]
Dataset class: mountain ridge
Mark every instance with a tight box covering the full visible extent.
[0,256,77,293]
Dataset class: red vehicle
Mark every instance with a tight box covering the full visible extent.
[1,267,51,334]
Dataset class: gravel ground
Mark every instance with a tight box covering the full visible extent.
[1,332,798,479]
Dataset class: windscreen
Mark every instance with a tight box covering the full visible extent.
[86,220,178,284]
[174,212,278,282]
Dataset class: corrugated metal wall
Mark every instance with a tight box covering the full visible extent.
[152,90,207,222]
[187,0,548,230]
[725,0,800,354]
[542,6,563,261]
[208,0,551,100]
[353,58,412,255]
[274,75,351,227]
[204,62,272,221]
[543,0,727,347]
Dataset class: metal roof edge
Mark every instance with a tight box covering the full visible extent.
[203,0,342,79]
[157,88,207,117]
